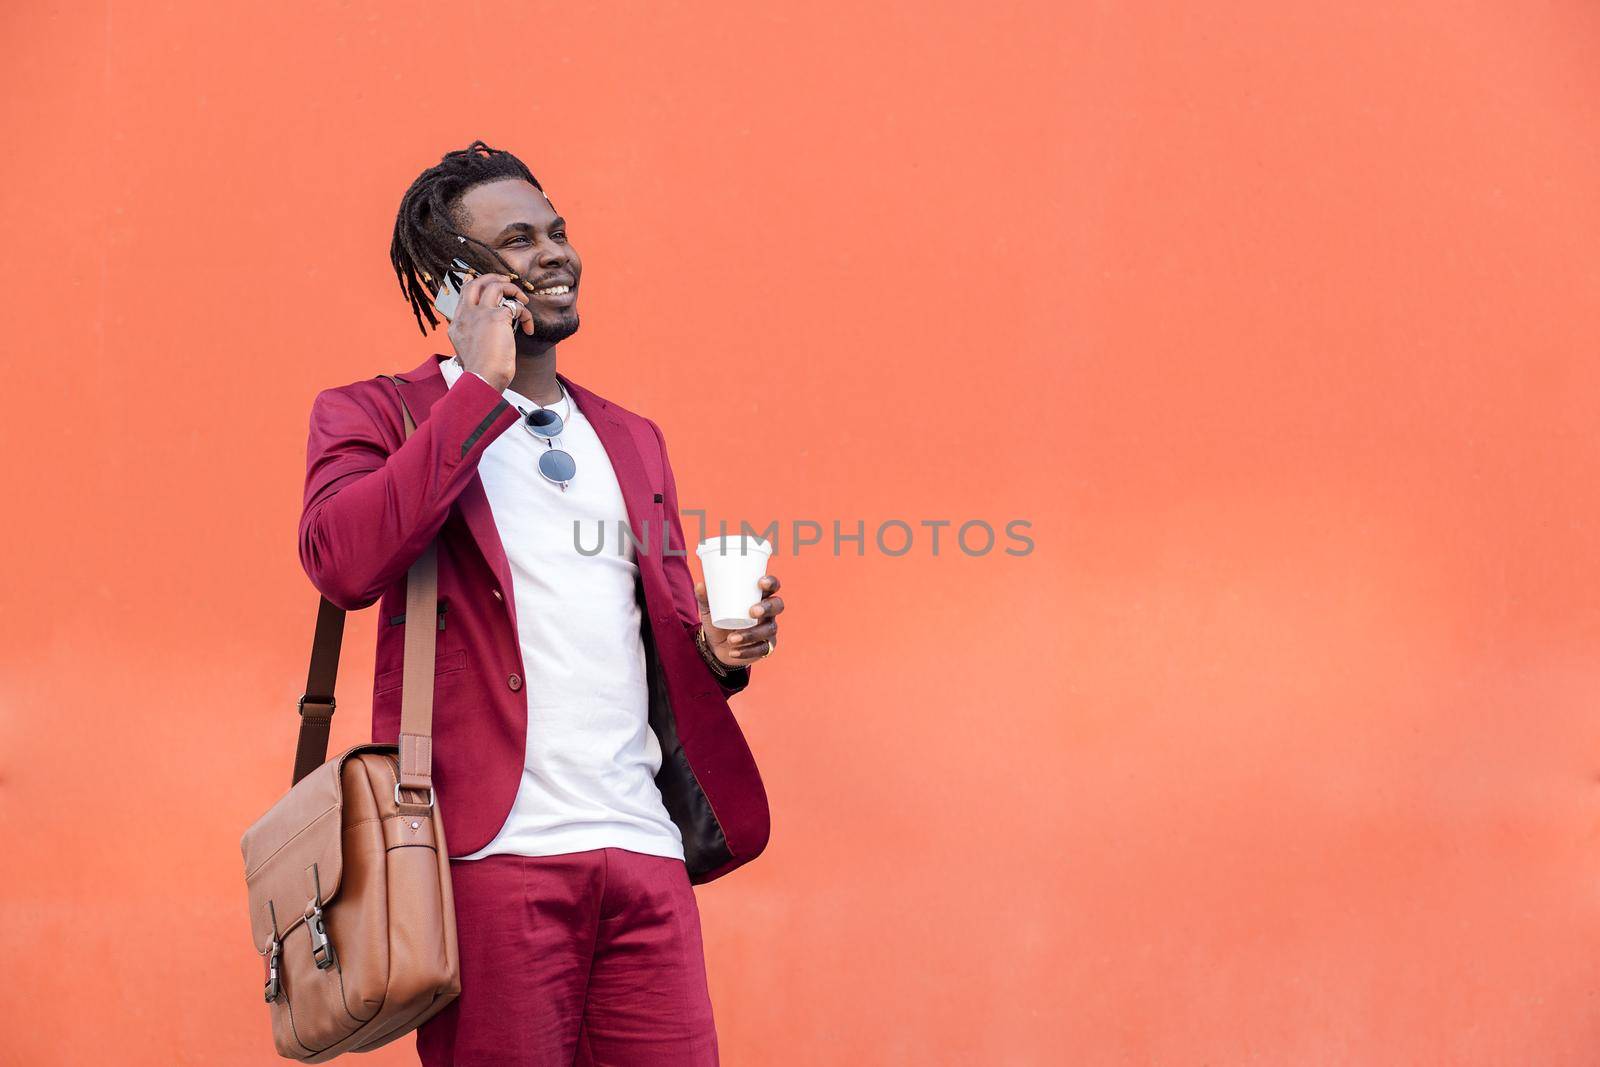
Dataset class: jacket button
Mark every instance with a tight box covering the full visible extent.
[492,589,503,601]
[507,674,522,691]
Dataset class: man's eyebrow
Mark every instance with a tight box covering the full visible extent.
[494,217,566,240]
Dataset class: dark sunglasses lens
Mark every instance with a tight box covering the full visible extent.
[539,448,577,483]
[525,408,563,437]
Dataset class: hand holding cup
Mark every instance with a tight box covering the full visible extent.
[695,535,783,667]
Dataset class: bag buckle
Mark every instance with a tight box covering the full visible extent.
[395,782,436,809]
[263,900,283,1002]
[305,863,337,971]
[264,936,282,1002]
[307,902,336,970]
[296,693,336,720]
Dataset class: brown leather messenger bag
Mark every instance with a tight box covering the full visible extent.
[239,376,461,1061]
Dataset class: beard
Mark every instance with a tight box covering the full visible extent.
[515,308,581,352]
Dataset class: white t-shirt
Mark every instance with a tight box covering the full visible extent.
[441,357,685,864]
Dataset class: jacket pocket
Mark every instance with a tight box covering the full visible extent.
[387,601,449,631]
[373,648,467,696]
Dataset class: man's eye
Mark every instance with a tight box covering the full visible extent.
[506,232,564,246]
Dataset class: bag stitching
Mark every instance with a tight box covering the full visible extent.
[243,804,339,881]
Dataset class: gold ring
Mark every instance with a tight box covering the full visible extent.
[762,640,774,658]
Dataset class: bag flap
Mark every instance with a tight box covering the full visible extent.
[240,748,363,950]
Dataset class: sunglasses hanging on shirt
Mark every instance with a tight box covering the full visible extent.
[517,382,577,491]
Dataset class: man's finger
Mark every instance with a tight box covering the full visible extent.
[726,621,776,646]
[728,635,775,659]
[464,272,509,305]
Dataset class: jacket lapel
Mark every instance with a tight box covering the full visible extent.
[558,372,663,559]
[390,353,515,612]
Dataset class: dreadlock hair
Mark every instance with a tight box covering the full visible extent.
[390,139,555,336]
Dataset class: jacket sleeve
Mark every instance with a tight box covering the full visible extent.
[298,372,521,611]
[648,417,752,698]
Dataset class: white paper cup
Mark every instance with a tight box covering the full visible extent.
[695,535,774,630]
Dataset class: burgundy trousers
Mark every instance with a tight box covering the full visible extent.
[415,847,720,1066]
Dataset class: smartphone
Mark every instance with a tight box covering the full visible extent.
[432,257,479,321]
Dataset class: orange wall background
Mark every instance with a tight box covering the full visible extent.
[4,3,1599,1063]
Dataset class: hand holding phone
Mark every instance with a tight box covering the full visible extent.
[435,258,531,392]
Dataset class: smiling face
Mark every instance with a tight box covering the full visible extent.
[454,177,582,346]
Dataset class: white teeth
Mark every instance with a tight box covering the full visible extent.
[534,285,570,296]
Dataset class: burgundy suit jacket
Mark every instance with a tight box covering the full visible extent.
[297,351,770,884]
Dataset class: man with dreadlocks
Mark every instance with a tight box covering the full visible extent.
[297,140,784,1065]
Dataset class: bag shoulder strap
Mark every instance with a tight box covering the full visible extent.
[292,374,440,798]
